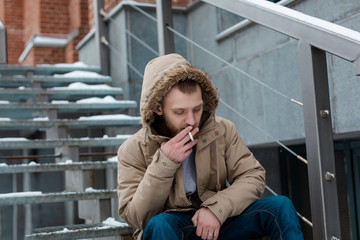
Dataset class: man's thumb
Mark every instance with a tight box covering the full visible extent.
[192,211,199,226]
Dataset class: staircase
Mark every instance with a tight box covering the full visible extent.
[0,63,139,239]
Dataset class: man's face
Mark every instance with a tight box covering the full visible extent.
[155,84,203,137]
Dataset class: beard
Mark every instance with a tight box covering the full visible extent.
[162,114,199,138]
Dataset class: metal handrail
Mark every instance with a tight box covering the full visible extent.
[201,1,360,239]
[0,18,7,64]
[203,0,360,74]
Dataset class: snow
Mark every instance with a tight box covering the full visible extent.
[76,95,118,103]
[54,62,88,67]
[53,70,106,78]
[0,138,28,141]
[78,114,140,121]
[32,117,49,121]
[107,156,117,162]
[28,161,38,166]
[18,86,25,90]
[0,163,8,166]
[0,100,10,104]
[85,187,101,192]
[248,0,360,40]
[51,100,70,104]
[102,217,129,227]
[0,118,11,121]
[52,82,112,90]
[116,135,132,139]
[0,191,42,198]
[58,160,73,165]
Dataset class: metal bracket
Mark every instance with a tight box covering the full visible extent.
[325,171,335,181]
[320,109,330,118]
[355,58,360,76]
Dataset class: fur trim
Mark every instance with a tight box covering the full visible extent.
[141,63,219,126]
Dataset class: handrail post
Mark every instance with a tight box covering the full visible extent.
[299,40,341,240]
[156,0,175,55]
[94,0,110,75]
[0,18,8,64]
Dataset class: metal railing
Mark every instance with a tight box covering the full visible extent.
[197,1,360,239]
[94,1,360,239]
[0,18,7,64]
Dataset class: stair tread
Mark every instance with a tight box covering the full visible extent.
[25,220,134,240]
[0,160,118,174]
[0,114,141,129]
[0,135,130,149]
[0,189,117,206]
[0,75,112,87]
[0,63,100,75]
[0,87,124,101]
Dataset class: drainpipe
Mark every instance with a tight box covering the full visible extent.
[0,18,7,64]
[156,0,175,55]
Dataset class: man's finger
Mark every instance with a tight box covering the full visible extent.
[171,126,193,142]
[192,211,199,226]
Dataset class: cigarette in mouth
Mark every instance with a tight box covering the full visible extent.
[188,132,194,142]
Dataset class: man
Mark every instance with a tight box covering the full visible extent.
[117,53,303,240]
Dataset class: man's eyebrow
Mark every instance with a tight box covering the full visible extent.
[171,103,204,111]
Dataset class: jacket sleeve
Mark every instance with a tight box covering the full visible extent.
[117,139,181,230]
[202,120,266,224]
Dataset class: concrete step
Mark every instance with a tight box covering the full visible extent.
[0,63,100,75]
[0,189,117,206]
[0,74,112,87]
[0,86,124,101]
[0,135,130,149]
[0,114,141,130]
[25,221,134,240]
[0,160,117,174]
[0,99,137,119]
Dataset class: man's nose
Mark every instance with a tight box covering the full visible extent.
[185,112,195,126]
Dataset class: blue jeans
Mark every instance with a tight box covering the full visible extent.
[143,195,304,240]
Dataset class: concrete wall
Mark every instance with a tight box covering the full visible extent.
[78,0,360,146]
[185,1,360,146]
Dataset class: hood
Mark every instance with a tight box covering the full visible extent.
[140,53,219,127]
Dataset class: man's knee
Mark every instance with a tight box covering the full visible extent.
[267,195,293,207]
[147,213,173,228]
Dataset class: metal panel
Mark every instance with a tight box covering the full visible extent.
[156,0,175,55]
[0,19,7,64]
[299,41,341,240]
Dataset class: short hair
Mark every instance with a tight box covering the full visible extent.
[174,79,200,94]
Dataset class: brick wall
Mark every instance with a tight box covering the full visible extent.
[0,0,88,65]
[88,0,196,29]
[0,0,24,64]
[1,0,194,65]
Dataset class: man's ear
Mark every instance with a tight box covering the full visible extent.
[154,105,163,116]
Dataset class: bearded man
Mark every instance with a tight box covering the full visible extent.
[117,53,303,240]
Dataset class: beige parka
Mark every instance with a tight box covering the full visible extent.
[117,54,266,239]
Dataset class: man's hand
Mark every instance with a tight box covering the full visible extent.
[192,208,221,240]
[161,126,199,163]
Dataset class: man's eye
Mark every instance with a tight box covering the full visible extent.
[175,111,184,115]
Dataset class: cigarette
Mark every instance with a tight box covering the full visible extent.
[188,132,194,142]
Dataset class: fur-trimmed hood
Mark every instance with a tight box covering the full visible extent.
[140,53,219,127]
